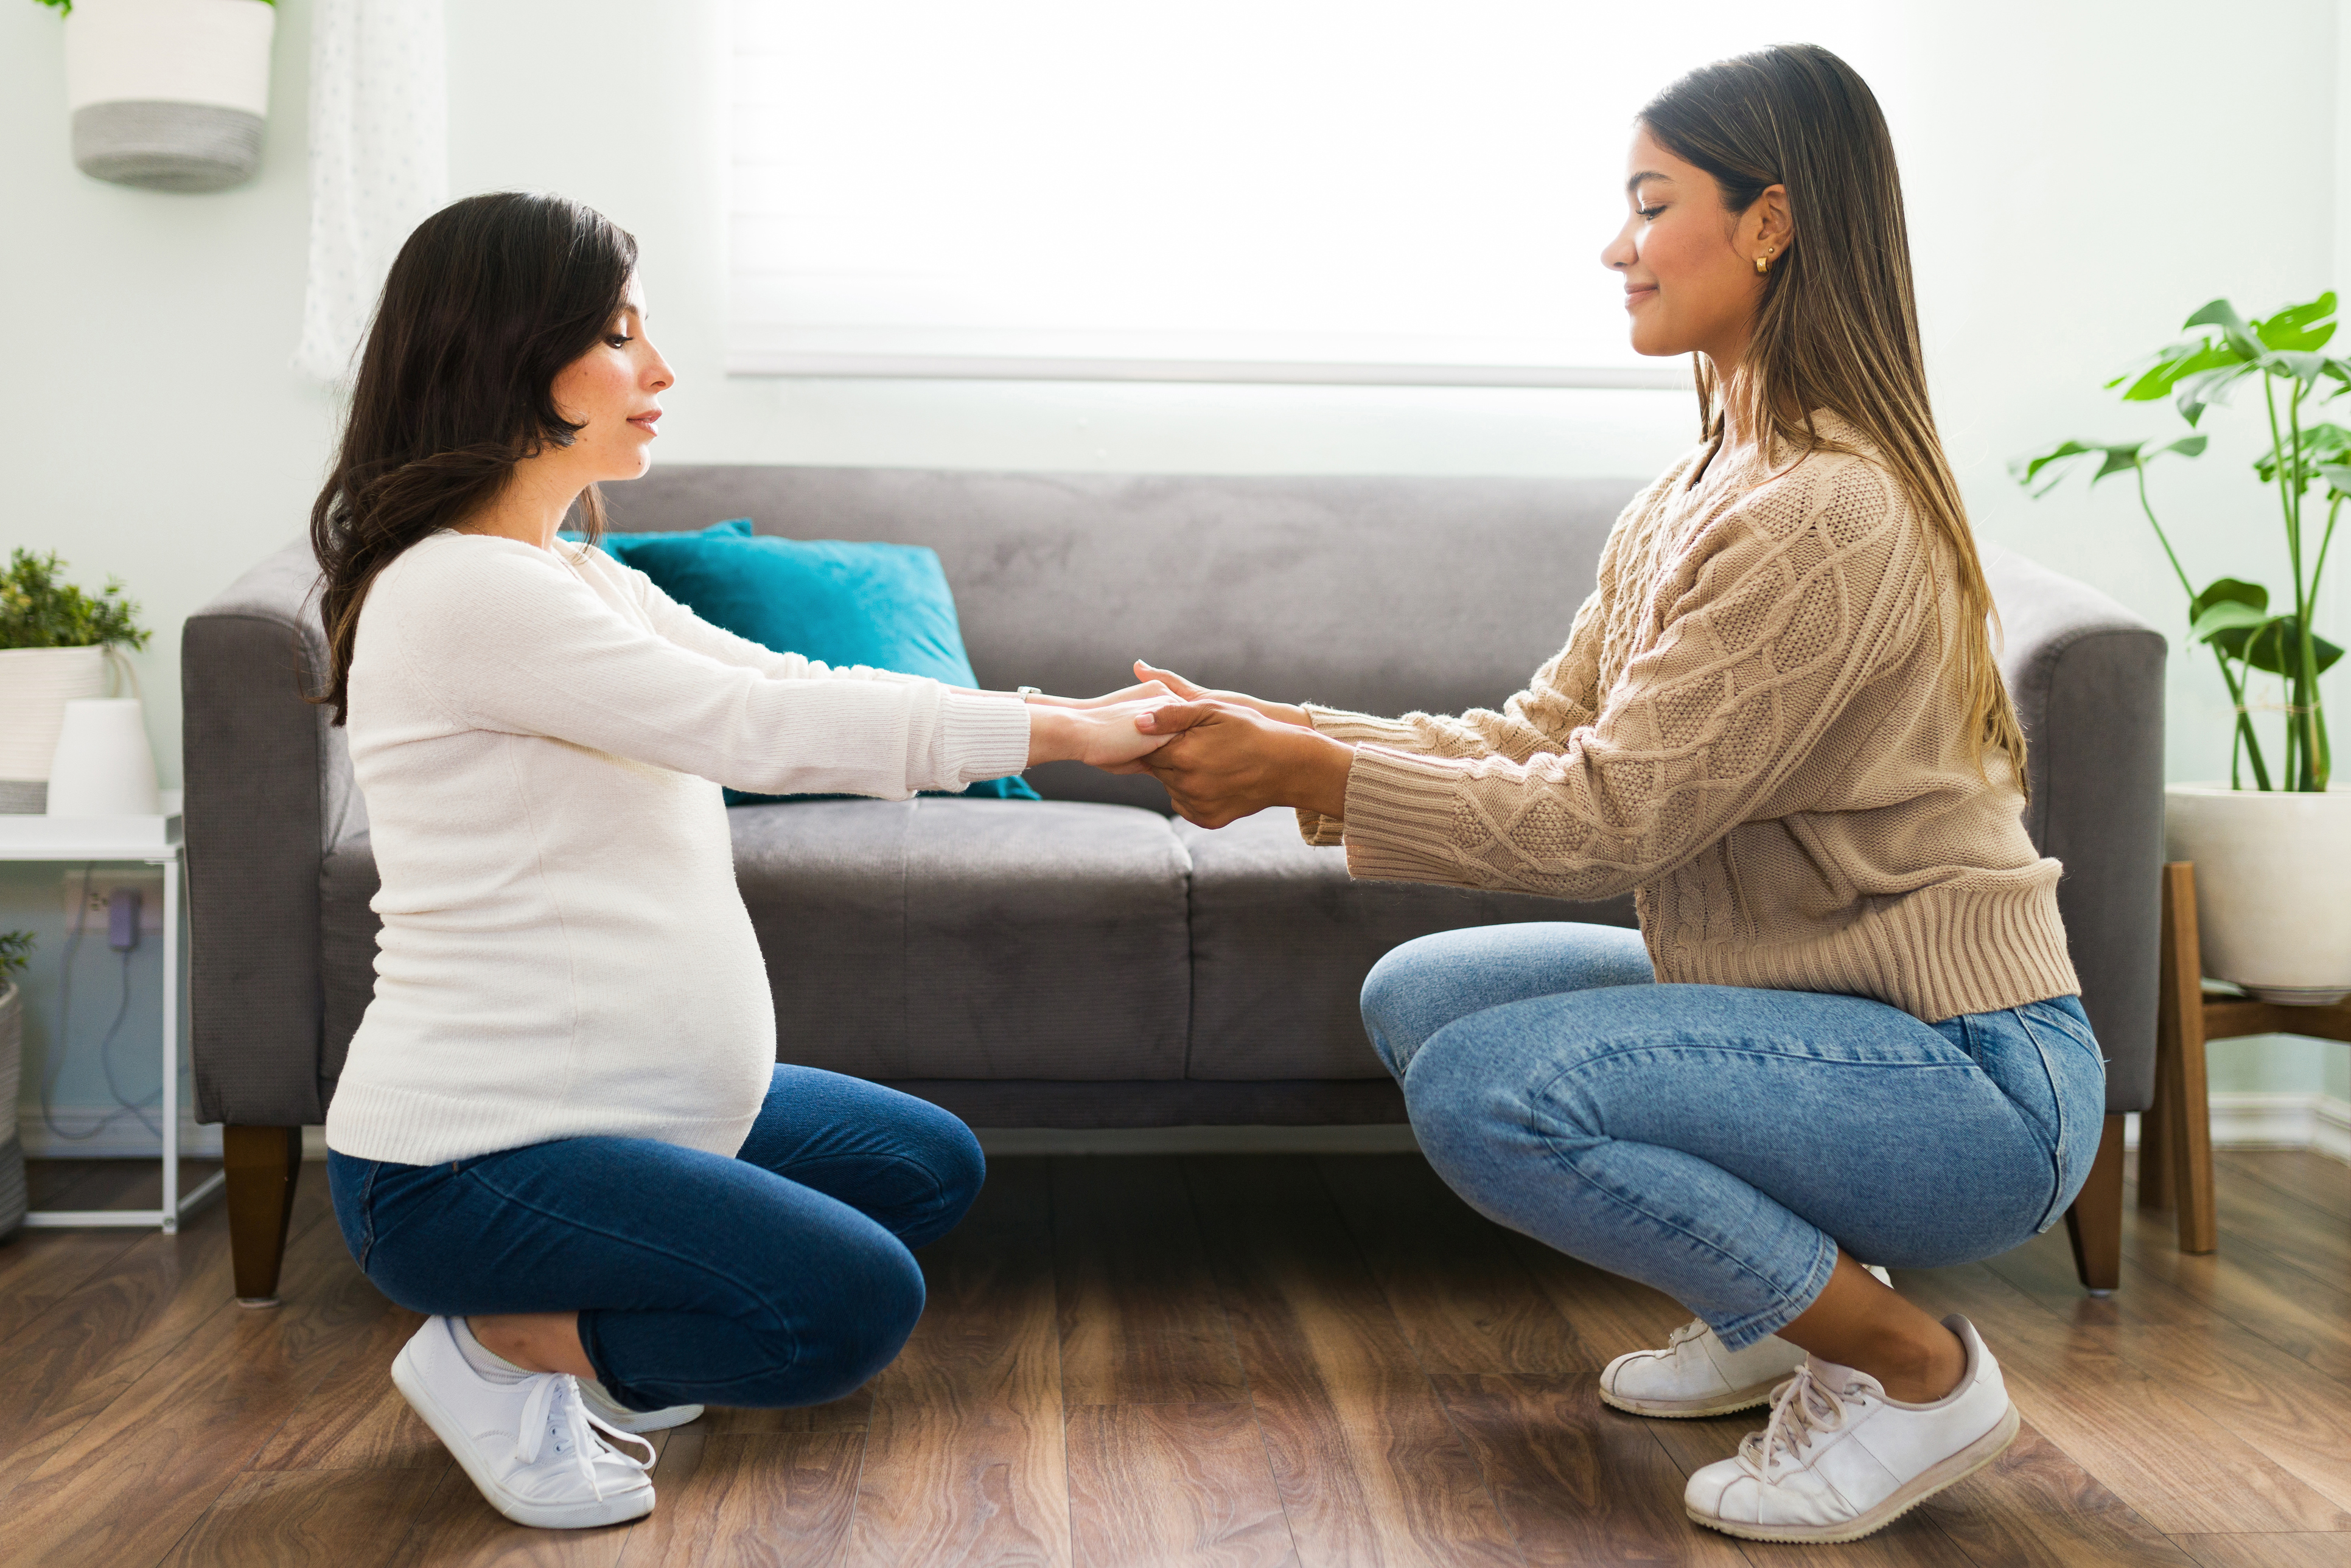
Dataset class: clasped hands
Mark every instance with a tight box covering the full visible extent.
[1020,661,1354,829]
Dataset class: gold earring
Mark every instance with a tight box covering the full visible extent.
[1754,251,1773,276]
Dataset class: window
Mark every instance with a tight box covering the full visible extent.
[728,2,1898,385]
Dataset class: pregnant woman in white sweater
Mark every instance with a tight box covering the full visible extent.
[312,193,1176,1530]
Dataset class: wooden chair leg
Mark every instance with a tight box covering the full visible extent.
[2065,1113,2128,1294]
[2139,992,2176,1212]
[223,1125,302,1305]
[2158,862,2218,1254]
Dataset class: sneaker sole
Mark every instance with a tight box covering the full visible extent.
[603,1404,705,1435]
[391,1343,657,1530]
[1686,1398,2021,1545]
[1599,1380,1780,1419]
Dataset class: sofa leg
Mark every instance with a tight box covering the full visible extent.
[2064,1113,2127,1295]
[223,1126,302,1306]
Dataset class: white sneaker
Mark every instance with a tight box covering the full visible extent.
[1599,1265,1893,1418]
[1683,1314,2020,1545]
[391,1316,659,1529]
[577,1378,705,1435]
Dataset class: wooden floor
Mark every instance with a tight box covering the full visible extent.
[5,1148,2351,1567]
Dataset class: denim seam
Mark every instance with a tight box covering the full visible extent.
[1712,1230,1839,1351]
[356,1160,382,1273]
[1529,1039,1984,1079]
[2025,1002,2104,1058]
[456,1166,808,1367]
[1519,1059,1830,1325]
[1521,1112,1829,1337]
[2011,1008,2074,1233]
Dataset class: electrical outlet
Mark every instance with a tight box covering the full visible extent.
[60,871,165,935]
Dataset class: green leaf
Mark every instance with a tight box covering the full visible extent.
[2261,349,2331,382]
[2191,600,2278,640]
[2254,421,2351,489]
[2320,462,2351,497]
[2210,613,2346,677]
[2109,341,2243,402]
[2175,361,2257,425]
[2255,292,2339,351]
[2189,577,2269,623]
[2012,435,2209,497]
[2185,298,2263,355]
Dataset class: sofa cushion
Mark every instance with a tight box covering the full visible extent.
[1176,809,1637,1081]
[733,797,1190,1081]
[316,798,1193,1092]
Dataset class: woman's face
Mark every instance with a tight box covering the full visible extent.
[1601,125,1787,369]
[550,276,674,481]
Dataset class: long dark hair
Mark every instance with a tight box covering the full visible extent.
[1640,46,2028,792]
[308,191,638,724]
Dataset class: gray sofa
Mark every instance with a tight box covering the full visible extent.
[184,465,2165,1301]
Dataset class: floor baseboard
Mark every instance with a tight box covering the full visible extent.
[2123,1091,2351,1163]
[24,1093,2350,1163]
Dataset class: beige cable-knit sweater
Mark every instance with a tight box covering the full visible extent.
[1301,415,2078,1023]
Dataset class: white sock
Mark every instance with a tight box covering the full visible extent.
[451,1317,534,1385]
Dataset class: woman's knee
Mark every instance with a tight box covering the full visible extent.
[1360,928,1503,1078]
[1399,1020,1535,1197]
[760,1232,930,1405]
[1361,922,1652,1081]
[892,1112,985,1251]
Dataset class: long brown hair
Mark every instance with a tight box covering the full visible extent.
[1640,45,2029,792]
[308,192,638,724]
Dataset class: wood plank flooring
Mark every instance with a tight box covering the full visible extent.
[4,1145,2351,1566]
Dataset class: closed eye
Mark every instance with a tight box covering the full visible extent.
[1637,205,1664,220]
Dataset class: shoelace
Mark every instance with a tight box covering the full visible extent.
[515,1374,657,1500]
[1738,1363,1857,1477]
[1665,1319,1709,1351]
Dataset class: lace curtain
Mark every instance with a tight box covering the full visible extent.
[292,0,446,383]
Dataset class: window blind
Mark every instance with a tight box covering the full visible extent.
[728,2,1895,385]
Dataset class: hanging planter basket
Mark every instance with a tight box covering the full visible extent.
[62,0,278,193]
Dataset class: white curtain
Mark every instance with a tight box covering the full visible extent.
[293,0,447,383]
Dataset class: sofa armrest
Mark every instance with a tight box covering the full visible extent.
[1985,546,2167,1115]
[184,538,365,1126]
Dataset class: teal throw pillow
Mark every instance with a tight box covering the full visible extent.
[607,526,1039,805]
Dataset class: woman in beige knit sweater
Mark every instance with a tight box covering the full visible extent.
[1128,44,2103,1547]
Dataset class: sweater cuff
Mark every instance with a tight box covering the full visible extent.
[1303,703,1432,750]
[938,692,1033,786]
[1338,745,1481,885]
[1295,808,1346,847]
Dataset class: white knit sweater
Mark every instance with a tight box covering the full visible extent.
[322,532,1033,1165]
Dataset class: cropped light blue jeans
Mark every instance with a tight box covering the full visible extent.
[1364,923,2108,1350]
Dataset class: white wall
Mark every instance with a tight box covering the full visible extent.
[2,0,2344,1125]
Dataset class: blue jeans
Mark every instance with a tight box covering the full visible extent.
[1363,924,2107,1350]
[326,1065,984,1411]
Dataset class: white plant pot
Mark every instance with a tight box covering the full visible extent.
[46,699,161,819]
[2165,783,2351,1006]
[0,982,23,1240]
[0,646,109,814]
[63,0,277,193]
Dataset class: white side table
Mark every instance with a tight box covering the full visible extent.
[1,790,226,1233]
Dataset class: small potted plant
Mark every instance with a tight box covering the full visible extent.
[33,0,278,193]
[0,549,150,814]
[0,930,30,1241]
[2017,292,2347,1005]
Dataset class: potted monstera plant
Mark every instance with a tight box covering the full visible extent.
[2018,293,2347,1005]
[1,930,29,1241]
[0,550,150,814]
